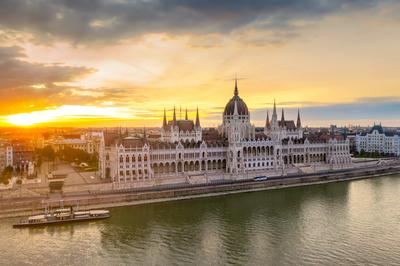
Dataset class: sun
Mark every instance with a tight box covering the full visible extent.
[5,112,53,126]
[3,105,135,127]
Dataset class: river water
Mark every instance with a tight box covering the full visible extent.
[1,175,400,265]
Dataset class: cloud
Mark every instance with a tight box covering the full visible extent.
[0,46,96,114]
[248,97,400,124]
[0,46,93,90]
[0,0,388,44]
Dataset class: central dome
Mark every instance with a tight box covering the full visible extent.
[223,81,249,116]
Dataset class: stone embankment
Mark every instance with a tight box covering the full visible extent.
[1,165,400,219]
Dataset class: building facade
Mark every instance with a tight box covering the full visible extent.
[100,81,352,182]
[355,124,400,156]
[0,142,13,172]
[161,107,202,143]
[47,132,103,155]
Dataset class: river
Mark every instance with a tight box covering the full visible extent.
[1,175,400,265]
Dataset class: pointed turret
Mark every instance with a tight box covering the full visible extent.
[234,77,238,96]
[172,106,177,126]
[162,108,167,129]
[185,108,188,120]
[272,99,277,121]
[195,106,200,128]
[265,110,270,128]
[296,109,301,128]
[281,108,285,125]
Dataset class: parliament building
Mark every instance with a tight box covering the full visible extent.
[99,81,352,182]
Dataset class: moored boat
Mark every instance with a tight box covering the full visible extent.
[13,208,110,228]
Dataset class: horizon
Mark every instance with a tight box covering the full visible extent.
[1,1,400,127]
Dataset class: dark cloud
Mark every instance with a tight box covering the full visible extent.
[0,46,150,115]
[0,0,386,44]
[0,46,94,114]
[0,46,93,90]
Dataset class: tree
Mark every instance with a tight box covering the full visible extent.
[0,166,13,184]
[41,145,55,161]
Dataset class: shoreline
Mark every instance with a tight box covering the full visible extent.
[2,165,400,219]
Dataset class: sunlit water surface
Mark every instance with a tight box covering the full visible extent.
[1,175,400,265]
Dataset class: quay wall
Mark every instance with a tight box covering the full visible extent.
[1,166,400,219]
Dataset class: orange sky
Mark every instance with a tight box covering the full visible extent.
[0,1,399,128]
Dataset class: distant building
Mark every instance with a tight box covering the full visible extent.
[12,142,34,175]
[355,124,400,156]
[0,142,13,172]
[47,132,103,154]
[100,80,352,182]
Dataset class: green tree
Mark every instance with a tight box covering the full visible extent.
[41,145,55,161]
[0,166,13,184]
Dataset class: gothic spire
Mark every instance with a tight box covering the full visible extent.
[195,106,200,128]
[296,108,301,128]
[173,106,177,125]
[234,77,238,96]
[281,108,285,124]
[265,110,270,128]
[163,108,167,129]
[185,108,188,120]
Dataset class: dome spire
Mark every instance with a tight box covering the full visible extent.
[233,99,238,115]
[234,77,238,96]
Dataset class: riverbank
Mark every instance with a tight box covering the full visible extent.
[2,164,400,219]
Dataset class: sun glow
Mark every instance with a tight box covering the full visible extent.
[4,105,134,126]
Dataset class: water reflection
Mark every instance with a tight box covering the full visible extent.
[0,175,399,266]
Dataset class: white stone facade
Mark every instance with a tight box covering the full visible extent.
[161,107,202,143]
[0,143,13,171]
[100,83,352,182]
[356,124,400,156]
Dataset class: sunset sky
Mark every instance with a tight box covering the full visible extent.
[0,0,399,128]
